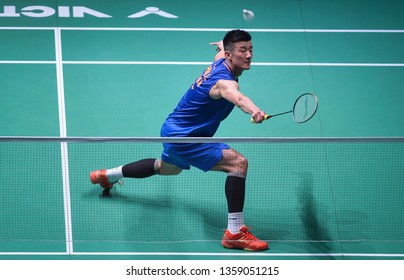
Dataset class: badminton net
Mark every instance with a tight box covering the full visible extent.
[0,137,403,245]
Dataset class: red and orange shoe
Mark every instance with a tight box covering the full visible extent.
[90,169,115,189]
[222,225,268,251]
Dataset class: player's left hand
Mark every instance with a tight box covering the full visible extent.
[210,40,224,52]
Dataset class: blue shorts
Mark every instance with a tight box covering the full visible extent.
[161,142,230,172]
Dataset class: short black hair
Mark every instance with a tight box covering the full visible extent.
[223,29,252,51]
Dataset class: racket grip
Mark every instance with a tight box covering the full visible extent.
[250,114,270,123]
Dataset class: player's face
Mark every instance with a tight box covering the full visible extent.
[229,41,253,70]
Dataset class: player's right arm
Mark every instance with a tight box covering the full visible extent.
[210,79,266,123]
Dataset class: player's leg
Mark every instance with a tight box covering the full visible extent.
[90,159,182,189]
[211,148,268,251]
[210,148,248,175]
[174,145,249,229]
[210,149,247,232]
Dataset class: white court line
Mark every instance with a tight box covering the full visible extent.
[0,251,404,258]
[1,27,403,67]
[253,62,404,67]
[63,61,404,67]
[1,60,404,66]
[63,61,211,65]
[54,27,73,255]
[70,252,404,258]
[2,26,404,33]
[0,27,54,30]
[0,60,55,64]
[58,27,404,33]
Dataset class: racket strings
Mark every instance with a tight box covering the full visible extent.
[292,94,317,123]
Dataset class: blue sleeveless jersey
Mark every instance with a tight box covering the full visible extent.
[161,58,236,137]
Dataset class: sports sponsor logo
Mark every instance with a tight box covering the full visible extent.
[0,5,178,18]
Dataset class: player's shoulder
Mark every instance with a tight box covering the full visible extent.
[212,58,234,79]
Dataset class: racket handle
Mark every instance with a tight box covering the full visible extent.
[250,114,270,123]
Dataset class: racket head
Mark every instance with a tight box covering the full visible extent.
[292,93,318,123]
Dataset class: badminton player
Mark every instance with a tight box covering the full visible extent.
[90,29,268,251]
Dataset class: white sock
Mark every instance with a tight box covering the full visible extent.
[227,212,244,233]
[106,166,123,183]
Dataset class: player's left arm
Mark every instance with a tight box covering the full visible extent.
[210,40,225,61]
[210,79,266,123]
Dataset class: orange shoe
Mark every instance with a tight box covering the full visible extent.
[222,225,268,251]
[90,169,115,189]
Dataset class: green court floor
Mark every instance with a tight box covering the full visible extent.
[1,0,404,259]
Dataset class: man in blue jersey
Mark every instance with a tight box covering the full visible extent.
[90,30,268,251]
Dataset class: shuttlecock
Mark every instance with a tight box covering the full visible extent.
[243,9,255,21]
